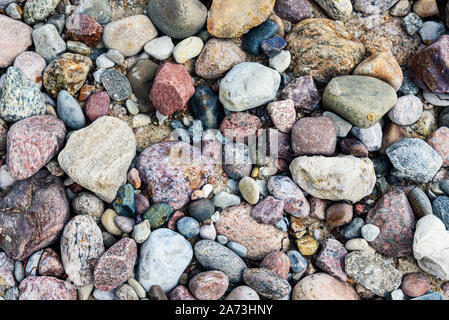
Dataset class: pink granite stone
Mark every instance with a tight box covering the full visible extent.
[189,271,229,300]
[259,251,290,279]
[94,238,137,292]
[291,116,337,155]
[38,248,65,278]
[19,276,77,300]
[168,285,197,300]
[220,112,262,141]
[85,91,110,122]
[427,126,449,166]
[149,62,194,116]
[267,175,310,218]
[315,238,348,281]
[0,252,15,287]
[7,115,66,180]
[251,196,285,225]
[267,99,296,133]
[13,51,46,89]
[0,15,33,68]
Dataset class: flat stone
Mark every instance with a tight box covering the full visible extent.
[323,75,397,128]
[292,273,359,300]
[290,155,376,202]
[291,116,337,155]
[58,116,136,203]
[0,15,32,67]
[243,268,291,299]
[19,276,77,300]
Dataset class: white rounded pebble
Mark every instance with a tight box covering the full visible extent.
[388,95,423,125]
[127,278,146,299]
[0,165,16,190]
[238,176,260,205]
[126,99,139,115]
[361,224,380,242]
[132,220,151,244]
[144,36,174,60]
[201,184,214,198]
[173,36,203,64]
[199,224,216,240]
[351,123,383,152]
[132,114,152,128]
[269,50,291,73]
[96,53,115,69]
[211,211,220,223]
[257,180,269,197]
[93,68,105,82]
[391,288,407,300]
[93,288,115,300]
[345,238,370,251]
[106,49,125,65]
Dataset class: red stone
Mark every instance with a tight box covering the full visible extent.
[188,271,229,300]
[65,14,103,47]
[315,239,348,281]
[85,91,110,122]
[366,191,416,257]
[251,196,285,225]
[168,285,196,300]
[94,238,137,291]
[291,116,337,155]
[167,211,185,230]
[220,112,262,141]
[149,62,194,116]
[7,115,66,180]
[326,203,353,227]
[38,248,65,278]
[259,251,290,279]
[19,276,77,300]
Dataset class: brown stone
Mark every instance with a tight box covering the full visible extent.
[189,271,229,300]
[66,14,103,47]
[353,50,403,91]
[326,203,353,227]
[291,117,337,156]
[413,0,439,18]
[427,126,449,166]
[401,272,430,297]
[286,18,365,84]
[339,137,369,157]
[380,123,407,154]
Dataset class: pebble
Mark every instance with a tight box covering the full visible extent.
[427,127,449,166]
[260,251,290,279]
[189,198,215,222]
[408,187,433,218]
[340,218,365,240]
[13,51,46,89]
[351,123,382,152]
[345,251,402,297]
[0,171,70,260]
[413,0,439,18]
[189,271,229,300]
[132,220,151,244]
[433,196,449,229]
[315,239,348,281]
[0,66,46,122]
[102,15,158,57]
[148,0,207,39]
[215,203,289,260]
[326,203,353,227]
[361,224,380,242]
[401,272,430,297]
[323,75,397,128]
[268,176,310,218]
[61,215,105,287]
[292,273,359,300]
[144,36,174,61]
[339,138,369,157]
[114,216,135,234]
[72,191,104,222]
[191,86,224,129]
[212,191,241,208]
[290,156,376,202]
[37,248,64,278]
[96,54,114,69]
[168,285,196,300]
[57,90,86,129]
[93,288,115,300]
[199,224,216,240]
[144,203,174,229]
[345,238,370,251]
[281,76,320,112]
[419,21,446,44]
[261,36,287,57]
[242,20,278,55]
[7,115,65,180]
[402,13,423,35]
[0,252,15,287]
[23,0,60,25]
[238,176,260,205]
[353,0,401,14]
[58,117,136,203]
[74,0,112,25]
[207,0,276,38]
[243,268,290,300]
[219,62,280,112]
[386,138,443,183]
[127,59,158,113]
[115,284,139,300]
[65,14,103,48]
[226,241,248,257]
[32,24,67,64]
[94,238,137,291]
[220,112,262,141]
[322,111,352,138]
[388,95,423,126]
[101,69,132,102]
[0,15,32,68]
[287,250,307,274]
[291,116,337,155]
[251,196,284,225]
[217,235,228,245]
[226,286,260,300]
[137,228,193,292]
[195,39,246,80]
[269,50,291,73]
[173,36,204,64]
[177,217,200,238]
[112,183,135,217]
[19,276,77,300]
[150,62,194,116]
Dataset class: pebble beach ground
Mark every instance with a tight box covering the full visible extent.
[0,0,448,301]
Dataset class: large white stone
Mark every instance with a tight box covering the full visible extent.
[137,228,193,292]
[58,116,136,203]
[289,155,376,202]
[413,215,449,280]
[219,62,280,112]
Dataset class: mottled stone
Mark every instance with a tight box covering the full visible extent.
[61,215,105,286]
[43,53,92,98]
[19,276,77,300]
[32,24,66,64]
[38,248,64,278]
[275,0,312,23]
[58,117,136,203]
[345,251,402,297]
[323,75,397,128]
[401,272,430,297]
[388,95,423,126]
[23,0,60,24]
[115,284,138,300]
[66,14,103,47]
[226,286,260,300]
[427,127,449,166]
[220,112,262,141]
[102,15,157,57]
[0,67,46,123]
[94,238,137,291]
[315,239,348,281]
[189,271,229,300]
[243,268,290,299]
[0,171,69,260]
[251,196,284,225]
[13,51,46,89]
[290,156,376,202]
[326,203,353,227]
[215,203,290,260]
[287,19,364,84]
[353,0,400,14]
[85,91,110,122]
[7,115,65,180]
[268,176,309,218]
[267,100,296,133]
[291,117,337,156]
[259,251,290,279]
[292,273,359,300]
[0,15,32,68]
[0,252,15,287]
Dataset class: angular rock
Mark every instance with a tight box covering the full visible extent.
[290,156,376,203]
[352,0,400,14]
[0,252,15,287]
[19,276,77,300]
[268,176,309,218]
[315,239,348,281]
[38,248,64,278]
[242,268,291,299]
[58,116,136,203]
[281,76,320,112]
[66,14,103,48]
[0,171,69,260]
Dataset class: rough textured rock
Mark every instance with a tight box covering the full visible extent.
[0,67,46,123]
[315,239,348,281]
[0,15,33,68]
[136,142,214,210]
[66,14,103,48]
[207,0,276,38]
[137,228,193,292]
[292,273,359,300]
[291,117,337,156]
[290,156,376,203]
[344,251,402,297]
[366,191,415,257]
[58,117,136,203]
[352,0,400,14]
[61,215,105,287]
[19,276,77,300]
[7,115,66,180]
[260,251,290,279]
[242,268,291,299]
[0,171,69,261]
[189,270,229,300]
[94,238,137,292]
[23,0,60,25]
[314,0,353,20]
[0,252,15,287]
[215,203,290,260]
[427,126,449,166]
[323,75,397,128]
[38,248,64,277]
[267,176,310,218]
[413,215,449,280]
[286,18,365,84]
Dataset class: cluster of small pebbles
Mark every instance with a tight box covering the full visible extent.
[0,0,448,301]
